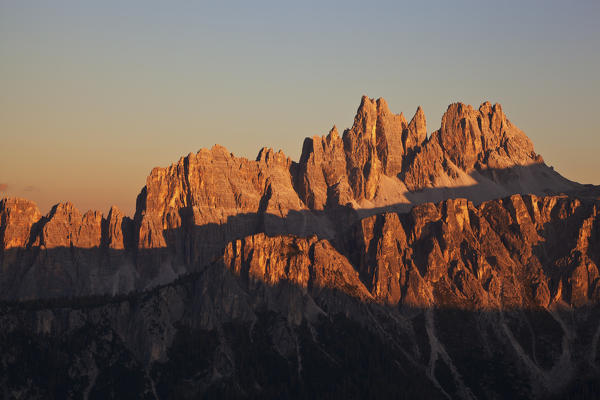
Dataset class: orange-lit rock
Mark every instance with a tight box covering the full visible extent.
[0,97,590,301]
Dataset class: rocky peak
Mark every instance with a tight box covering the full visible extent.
[478,100,493,114]
[326,125,339,143]
[297,125,349,209]
[0,95,582,301]
[36,202,82,248]
[348,95,380,144]
[106,205,127,250]
[35,202,105,249]
[402,100,555,191]
[342,96,405,199]
[48,201,80,220]
[437,101,538,171]
[256,147,289,167]
[0,198,42,250]
[1,96,598,399]
[437,102,483,170]
[404,105,427,151]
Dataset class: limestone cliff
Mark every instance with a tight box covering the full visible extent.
[2,194,600,398]
[0,96,599,398]
[0,96,584,301]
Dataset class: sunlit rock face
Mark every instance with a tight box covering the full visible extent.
[2,96,579,301]
[347,194,600,308]
[2,193,600,399]
[1,96,599,398]
[214,194,600,311]
[0,198,41,250]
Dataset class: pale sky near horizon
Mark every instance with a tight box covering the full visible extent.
[1,1,599,216]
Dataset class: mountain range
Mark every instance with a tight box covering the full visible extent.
[1,97,599,399]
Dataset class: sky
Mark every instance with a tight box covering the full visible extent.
[1,0,599,216]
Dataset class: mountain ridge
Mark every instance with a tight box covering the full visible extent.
[0,97,586,301]
[2,96,600,398]
[3,192,600,398]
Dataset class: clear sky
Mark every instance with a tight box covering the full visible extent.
[1,1,599,216]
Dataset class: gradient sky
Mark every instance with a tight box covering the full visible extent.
[1,1,599,216]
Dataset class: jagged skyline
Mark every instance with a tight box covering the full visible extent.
[3,93,600,397]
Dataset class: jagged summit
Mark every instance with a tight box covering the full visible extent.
[0,96,583,300]
[2,97,600,399]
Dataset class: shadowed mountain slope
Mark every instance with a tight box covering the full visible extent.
[1,97,599,399]
[2,193,600,398]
